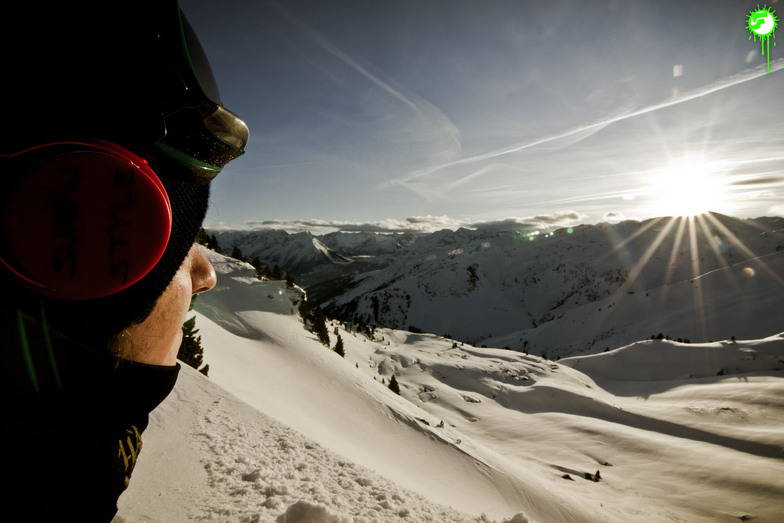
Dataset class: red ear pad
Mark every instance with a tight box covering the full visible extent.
[1,142,172,300]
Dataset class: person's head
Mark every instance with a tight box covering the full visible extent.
[0,1,248,370]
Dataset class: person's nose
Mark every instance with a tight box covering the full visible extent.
[189,245,217,294]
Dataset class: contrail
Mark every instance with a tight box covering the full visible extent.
[391,60,784,187]
[267,0,462,161]
[267,1,422,117]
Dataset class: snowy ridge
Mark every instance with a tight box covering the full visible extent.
[211,229,352,276]
[116,248,784,522]
[563,333,784,383]
[319,231,417,256]
[484,249,784,356]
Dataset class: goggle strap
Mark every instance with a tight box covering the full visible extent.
[154,142,222,178]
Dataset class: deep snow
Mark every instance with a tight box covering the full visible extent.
[115,247,784,522]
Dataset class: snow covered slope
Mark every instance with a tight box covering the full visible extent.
[114,364,481,522]
[116,248,784,522]
[484,249,784,357]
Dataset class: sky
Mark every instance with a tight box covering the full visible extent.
[181,0,784,234]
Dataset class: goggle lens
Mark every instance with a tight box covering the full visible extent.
[180,14,222,105]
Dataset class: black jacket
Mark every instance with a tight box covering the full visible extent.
[1,311,179,521]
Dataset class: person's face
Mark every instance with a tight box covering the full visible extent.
[122,245,216,366]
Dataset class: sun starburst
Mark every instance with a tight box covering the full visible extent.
[645,158,731,218]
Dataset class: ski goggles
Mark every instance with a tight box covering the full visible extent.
[153,2,249,179]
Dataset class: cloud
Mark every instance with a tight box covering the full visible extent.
[207,215,466,235]
[208,213,592,235]
[738,190,776,200]
[766,204,784,217]
[405,215,463,228]
[267,0,462,167]
[470,211,586,232]
[602,211,631,223]
[729,176,784,187]
[333,216,465,234]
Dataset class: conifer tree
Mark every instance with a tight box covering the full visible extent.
[334,333,345,357]
[178,316,202,365]
[298,296,313,321]
[208,234,222,253]
[178,297,209,376]
[312,306,330,347]
[195,227,209,246]
[388,374,400,395]
[230,245,245,262]
[195,228,222,253]
[250,257,271,280]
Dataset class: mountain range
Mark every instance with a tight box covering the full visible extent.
[207,213,784,358]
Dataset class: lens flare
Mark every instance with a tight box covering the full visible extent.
[599,213,784,342]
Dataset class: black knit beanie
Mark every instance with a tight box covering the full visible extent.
[0,1,233,349]
[31,165,213,348]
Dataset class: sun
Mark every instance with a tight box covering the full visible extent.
[646,158,729,217]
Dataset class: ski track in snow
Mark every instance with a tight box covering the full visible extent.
[191,393,482,522]
[116,364,518,523]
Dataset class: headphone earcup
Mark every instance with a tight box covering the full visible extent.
[1,141,172,300]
